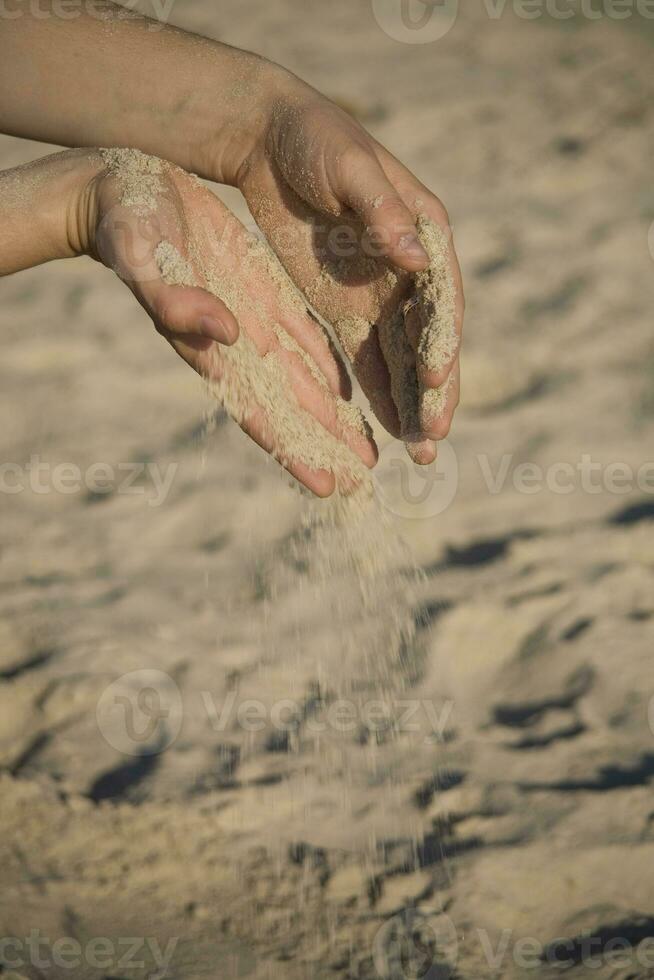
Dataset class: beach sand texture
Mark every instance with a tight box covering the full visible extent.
[1,3,654,978]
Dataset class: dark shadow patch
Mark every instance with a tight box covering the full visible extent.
[249,772,284,787]
[554,136,585,156]
[542,915,654,966]
[428,528,539,572]
[215,742,240,775]
[87,752,159,804]
[414,770,466,809]
[561,617,593,642]
[509,721,586,750]
[8,731,51,776]
[629,609,653,621]
[0,647,54,681]
[265,730,291,753]
[493,665,594,728]
[201,532,231,554]
[416,832,483,869]
[609,499,654,526]
[522,752,654,793]
[414,600,454,632]
[289,841,327,866]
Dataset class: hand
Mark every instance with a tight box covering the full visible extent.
[235,70,465,463]
[86,151,376,495]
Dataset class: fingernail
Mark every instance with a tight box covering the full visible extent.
[200,315,237,345]
[399,234,429,265]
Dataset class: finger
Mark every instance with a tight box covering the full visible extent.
[421,359,460,441]
[276,308,352,400]
[349,325,402,439]
[404,300,421,353]
[164,336,336,496]
[138,280,239,346]
[238,402,336,498]
[276,348,377,468]
[373,145,465,390]
[406,436,437,466]
[166,334,365,491]
[333,147,430,272]
[417,218,463,390]
[96,199,239,347]
[406,292,458,391]
[235,228,352,399]
[244,170,401,435]
[376,309,437,462]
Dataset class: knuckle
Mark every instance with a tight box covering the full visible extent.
[339,143,374,181]
[156,298,181,331]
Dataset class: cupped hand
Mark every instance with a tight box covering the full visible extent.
[88,153,376,495]
[236,76,465,463]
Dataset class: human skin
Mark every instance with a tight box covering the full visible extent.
[0,148,379,495]
[0,0,464,468]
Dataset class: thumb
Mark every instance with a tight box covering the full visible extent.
[96,204,239,346]
[332,146,430,272]
[137,278,239,348]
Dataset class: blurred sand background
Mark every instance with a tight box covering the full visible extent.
[1,2,654,978]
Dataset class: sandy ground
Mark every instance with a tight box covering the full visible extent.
[2,2,654,978]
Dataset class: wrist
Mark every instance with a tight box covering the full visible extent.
[61,150,105,259]
[189,53,302,187]
[0,149,103,276]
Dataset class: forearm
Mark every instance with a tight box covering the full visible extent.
[0,149,100,275]
[0,0,286,185]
